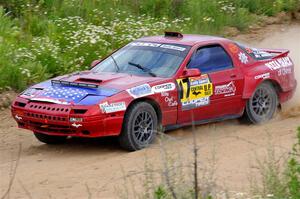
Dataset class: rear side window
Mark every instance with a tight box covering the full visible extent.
[237,43,274,60]
[187,45,233,73]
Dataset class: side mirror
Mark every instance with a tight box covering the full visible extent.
[181,68,201,78]
[90,59,101,68]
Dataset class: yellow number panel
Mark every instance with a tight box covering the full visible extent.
[177,74,213,109]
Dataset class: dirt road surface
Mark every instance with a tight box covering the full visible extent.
[1,23,300,199]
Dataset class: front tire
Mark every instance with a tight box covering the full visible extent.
[34,132,67,144]
[118,102,158,151]
[245,82,278,124]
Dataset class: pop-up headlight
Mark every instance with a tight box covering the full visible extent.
[21,88,42,97]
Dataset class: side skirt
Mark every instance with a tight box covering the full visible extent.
[164,114,242,132]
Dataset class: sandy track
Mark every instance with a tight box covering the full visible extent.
[0,23,300,199]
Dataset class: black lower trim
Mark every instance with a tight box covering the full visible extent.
[164,114,242,132]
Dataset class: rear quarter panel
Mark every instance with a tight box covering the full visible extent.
[242,56,296,102]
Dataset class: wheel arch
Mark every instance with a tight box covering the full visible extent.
[243,77,283,100]
[264,79,282,94]
[243,78,282,111]
[125,97,162,125]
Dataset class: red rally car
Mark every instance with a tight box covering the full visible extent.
[11,32,297,151]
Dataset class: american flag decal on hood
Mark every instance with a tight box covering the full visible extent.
[23,80,119,105]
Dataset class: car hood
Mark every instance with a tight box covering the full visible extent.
[22,71,162,105]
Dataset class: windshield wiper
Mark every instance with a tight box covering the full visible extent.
[111,55,120,72]
[128,62,157,77]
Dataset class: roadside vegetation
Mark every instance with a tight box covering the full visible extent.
[0,1,299,198]
[119,128,300,199]
[0,0,300,91]
[249,128,300,199]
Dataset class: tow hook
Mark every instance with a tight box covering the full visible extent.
[15,115,22,120]
[71,123,82,128]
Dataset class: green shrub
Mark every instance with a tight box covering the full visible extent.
[250,128,300,199]
[0,0,300,91]
[287,127,300,199]
[154,186,168,199]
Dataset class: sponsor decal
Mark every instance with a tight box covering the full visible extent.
[278,67,292,76]
[130,42,161,48]
[164,96,178,107]
[265,57,292,71]
[177,74,213,110]
[152,83,176,93]
[129,42,186,51]
[255,73,270,80]
[228,43,239,54]
[160,44,186,51]
[265,57,293,76]
[245,47,272,59]
[182,97,210,108]
[160,92,178,107]
[215,81,236,96]
[238,52,249,64]
[128,83,176,98]
[252,48,272,59]
[161,92,169,97]
[99,102,126,113]
[127,84,153,98]
[190,75,210,86]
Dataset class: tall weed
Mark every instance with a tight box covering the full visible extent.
[250,128,300,199]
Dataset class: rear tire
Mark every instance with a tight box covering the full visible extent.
[118,102,158,151]
[34,132,67,144]
[245,82,278,124]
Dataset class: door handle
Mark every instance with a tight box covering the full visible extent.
[230,74,237,78]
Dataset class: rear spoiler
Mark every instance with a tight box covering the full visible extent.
[260,48,290,59]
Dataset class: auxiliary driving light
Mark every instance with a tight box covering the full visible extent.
[69,117,83,122]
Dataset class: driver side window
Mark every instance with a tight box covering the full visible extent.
[187,45,233,73]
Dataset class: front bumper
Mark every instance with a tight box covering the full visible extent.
[11,98,124,137]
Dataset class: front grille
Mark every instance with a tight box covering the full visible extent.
[13,102,77,135]
[28,104,70,113]
[20,102,71,123]
[25,112,67,121]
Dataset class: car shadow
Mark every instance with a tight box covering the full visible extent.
[24,119,248,157]
[25,136,128,157]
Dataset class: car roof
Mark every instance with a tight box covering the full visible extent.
[136,34,230,46]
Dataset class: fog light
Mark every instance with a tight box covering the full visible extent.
[70,117,83,122]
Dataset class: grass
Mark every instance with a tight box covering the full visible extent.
[249,128,300,199]
[0,0,299,91]
[117,129,220,199]
[116,127,300,199]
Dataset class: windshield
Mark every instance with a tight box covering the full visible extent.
[92,42,191,77]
